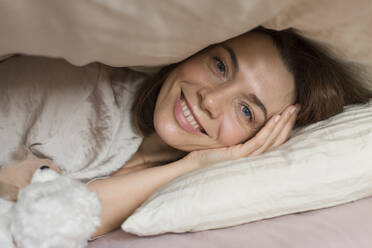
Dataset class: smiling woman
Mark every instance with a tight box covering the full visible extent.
[84,28,371,237]
[3,27,372,239]
[87,26,372,236]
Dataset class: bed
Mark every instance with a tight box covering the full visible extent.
[88,196,372,248]
[1,0,372,247]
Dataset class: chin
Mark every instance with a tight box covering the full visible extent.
[154,116,181,148]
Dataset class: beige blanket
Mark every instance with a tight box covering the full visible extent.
[0,0,371,80]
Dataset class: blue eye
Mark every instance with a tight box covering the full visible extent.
[241,105,253,121]
[214,57,226,75]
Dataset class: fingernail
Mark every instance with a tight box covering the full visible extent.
[274,115,281,123]
[290,106,297,115]
[40,165,50,170]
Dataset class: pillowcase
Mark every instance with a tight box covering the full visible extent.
[122,100,372,235]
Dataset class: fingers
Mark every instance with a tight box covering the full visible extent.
[251,104,299,155]
[267,105,300,151]
[237,104,300,157]
[234,113,281,158]
[0,181,19,201]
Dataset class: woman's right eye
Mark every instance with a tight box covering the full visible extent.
[213,57,226,77]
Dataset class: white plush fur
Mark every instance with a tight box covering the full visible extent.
[0,198,14,248]
[0,168,101,248]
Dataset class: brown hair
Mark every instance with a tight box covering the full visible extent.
[131,64,178,136]
[131,27,372,136]
[255,27,372,127]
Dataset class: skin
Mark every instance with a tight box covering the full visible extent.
[153,32,296,153]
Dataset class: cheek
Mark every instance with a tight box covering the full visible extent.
[153,96,179,144]
[218,117,248,146]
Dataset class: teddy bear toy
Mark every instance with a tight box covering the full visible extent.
[0,166,101,248]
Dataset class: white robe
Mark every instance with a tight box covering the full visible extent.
[0,55,145,181]
[0,56,149,247]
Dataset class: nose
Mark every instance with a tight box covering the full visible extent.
[198,87,224,119]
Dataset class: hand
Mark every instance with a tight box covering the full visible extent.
[185,104,300,168]
[0,152,61,201]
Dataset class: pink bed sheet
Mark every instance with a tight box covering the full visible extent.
[88,196,372,248]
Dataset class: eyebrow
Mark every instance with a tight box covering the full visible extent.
[247,93,268,122]
[220,45,268,124]
[221,45,239,76]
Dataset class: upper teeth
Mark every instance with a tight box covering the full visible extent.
[180,98,201,130]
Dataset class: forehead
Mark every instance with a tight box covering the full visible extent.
[221,32,296,116]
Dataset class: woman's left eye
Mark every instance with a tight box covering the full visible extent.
[213,57,226,76]
[240,104,253,121]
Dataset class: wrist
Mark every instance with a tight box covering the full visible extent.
[181,152,202,171]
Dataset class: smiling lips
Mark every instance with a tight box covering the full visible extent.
[174,91,206,135]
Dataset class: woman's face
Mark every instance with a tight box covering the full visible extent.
[153,32,296,151]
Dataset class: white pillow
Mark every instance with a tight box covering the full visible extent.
[122,100,372,235]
